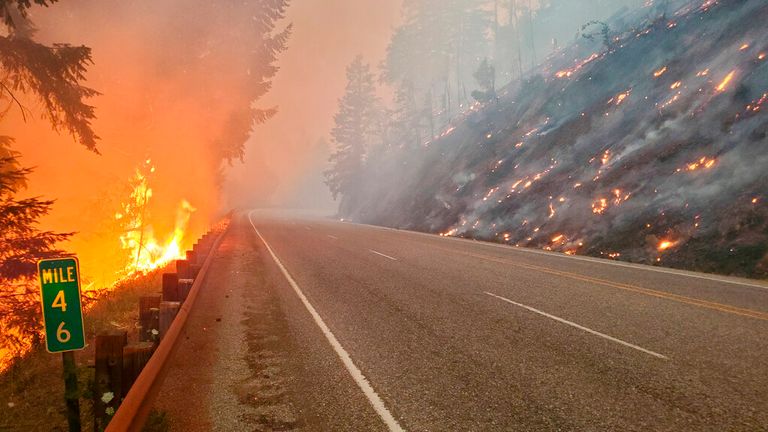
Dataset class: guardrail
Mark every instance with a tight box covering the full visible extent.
[95,218,230,431]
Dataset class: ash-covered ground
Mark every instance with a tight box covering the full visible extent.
[345,0,768,278]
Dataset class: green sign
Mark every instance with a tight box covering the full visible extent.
[38,257,85,353]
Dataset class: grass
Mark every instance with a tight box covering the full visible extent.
[0,269,168,431]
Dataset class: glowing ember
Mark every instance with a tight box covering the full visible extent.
[440,228,458,237]
[715,70,736,92]
[592,198,609,215]
[608,90,631,106]
[745,93,768,113]
[670,81,682,90]
[658,240,677,251]
[678,156,717,172]
[759,53,766,61]
[601,150,611,165]
[653,66,668,77]
[555,53,600,79]
[739,43,750,51]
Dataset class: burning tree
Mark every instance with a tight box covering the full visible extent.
[0,0,98,368]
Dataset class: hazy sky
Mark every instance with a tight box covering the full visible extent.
[223,0,403,211]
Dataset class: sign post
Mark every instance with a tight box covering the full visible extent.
[38,257,86,432]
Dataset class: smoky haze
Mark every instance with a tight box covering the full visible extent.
[5,0,645,286]
[7,0,292,285]
[222,0,402,213]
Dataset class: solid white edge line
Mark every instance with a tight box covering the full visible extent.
[248,212,405,432]
[485,292,669,360]
[345,221,768,291]
[369,249,398,261]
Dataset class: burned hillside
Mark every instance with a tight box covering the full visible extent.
[344,0,768,277]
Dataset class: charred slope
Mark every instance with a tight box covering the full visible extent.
[347,0,768,277]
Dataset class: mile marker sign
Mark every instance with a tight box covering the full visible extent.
[38,257,86,353]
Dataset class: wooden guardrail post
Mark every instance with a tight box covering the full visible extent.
[94,330,127,429]
[138,296,161,343]
[158,301,181,341]
[175,259,190,280]
[178,279,194,303]
[162,273,180,302]
[186,250,198,266]
[122,342,155,396]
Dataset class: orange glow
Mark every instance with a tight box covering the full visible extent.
[653,66,668,77]
[440,228,458,237]
[670,81,682,90]
[592,198,609,215]
[716,70,737,92]
[678,156,717,172]
[739,43,750,51]
[601,150,611,165]
[116,165,196,276]
[658,240,677,251]
[609,90,631,106]
[555,53,600,79]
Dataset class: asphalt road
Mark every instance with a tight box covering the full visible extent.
[157,210,768,431]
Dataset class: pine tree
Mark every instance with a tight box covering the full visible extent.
[0,1,99,151]
[472,58,496,103]
[325,56,379,214]
[0,0,97,364]
[0,137,73,358]
[382,0,493,136]
[212,0,292,165]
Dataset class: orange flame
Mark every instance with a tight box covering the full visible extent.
[116,163,196,276]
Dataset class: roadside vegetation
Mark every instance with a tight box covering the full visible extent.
[0,270,167,432]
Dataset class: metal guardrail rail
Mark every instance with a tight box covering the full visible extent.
[105,221,229,432]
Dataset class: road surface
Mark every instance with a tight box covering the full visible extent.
[155,210,768,431]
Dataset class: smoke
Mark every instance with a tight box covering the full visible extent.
[343,0,768,276]
[5,0,292,286]
[2,0,403,285]
[221,0,402,212]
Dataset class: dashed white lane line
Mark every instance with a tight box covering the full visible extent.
[248,212,405,432]
[327,235,339,240]
[349,221,768,291]
[369,250,398,261]
[485,292,669,360]
[304,226,312,231]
